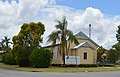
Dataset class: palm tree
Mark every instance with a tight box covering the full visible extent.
[1,36,12,52]
[48,16,78,65]
[0,41,5,51]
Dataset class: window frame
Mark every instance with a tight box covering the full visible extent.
[84,52,87,60]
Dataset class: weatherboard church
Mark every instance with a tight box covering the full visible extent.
[45,31,99,65]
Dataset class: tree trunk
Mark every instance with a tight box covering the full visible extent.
[63,52,65,66]
[61,44,65,66]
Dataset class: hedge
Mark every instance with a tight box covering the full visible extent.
[29,48,53,68]
[2,53,17,65]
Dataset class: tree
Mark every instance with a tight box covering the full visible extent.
[113,25,120,60]
[116,25,120,43]
[12,22,45,67]
[107,48,118,63]
[109,43,120,61]
[0,36,12,52]
[97,46,106,60]
[48,16,78,65]
[108,25,120,63]
[0,41,5,50]
[13,22,45,49]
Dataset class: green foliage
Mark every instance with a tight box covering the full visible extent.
[2,53,16,65]
[61,64,98,67]
[0,36,12,52]
[107,45,120,63]
[115,25,120,59]
[107,49,117,61]
[0,41,5,51]
[12,22,45,67]
[97,46,106,60]
[116,25,120,43]
[78,64,98,67]
[13,22,45,49]
[108,25,120,63]
[17,46,31,67]
[29,48,53,68]
[48,16,78,65]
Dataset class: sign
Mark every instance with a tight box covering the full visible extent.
[65,56,80,64]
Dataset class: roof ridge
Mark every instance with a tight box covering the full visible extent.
[75,31,99,47]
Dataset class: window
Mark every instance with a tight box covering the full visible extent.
[84,52,87,59]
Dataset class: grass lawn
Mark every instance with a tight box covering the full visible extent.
[0,63,120,72]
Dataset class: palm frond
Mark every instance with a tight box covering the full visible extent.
[65,29,79,45]
[55,20,63,30]
[47,31,61,45]
[62,16,68,30]
[55,16,68,31]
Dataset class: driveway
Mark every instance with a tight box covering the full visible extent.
[0,68,120,77]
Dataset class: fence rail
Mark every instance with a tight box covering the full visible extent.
[97,59,118,65]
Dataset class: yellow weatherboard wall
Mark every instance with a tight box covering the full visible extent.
[45,31,99,64]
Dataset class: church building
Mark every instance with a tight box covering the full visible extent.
[45,31,99,65]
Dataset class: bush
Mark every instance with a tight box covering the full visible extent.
[29,48,53,68]
[17,46,31,67]
[64,64,98,67]
[52,64,98,67]
[78,64,98,67]
[2,53,16,65]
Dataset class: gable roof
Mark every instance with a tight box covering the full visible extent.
[71,42,96,50]
[75,31,99,47]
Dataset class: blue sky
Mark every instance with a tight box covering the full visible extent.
[1,0,120,15]
[0,0,120,49]
[56,0,120,15]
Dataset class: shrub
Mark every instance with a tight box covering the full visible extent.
[2,53,16,65]
[53,64,98,67]
[17,46,31,67]
[78,64,98,67]
[29,48,53,68]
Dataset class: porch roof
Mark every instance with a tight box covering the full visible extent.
[71,42,96,50]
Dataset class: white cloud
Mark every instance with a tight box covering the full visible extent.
[49,0,56,4]
[0,0,120,49]
[18,0,50,19]
[38,6,120,49]
[0,0,55,38]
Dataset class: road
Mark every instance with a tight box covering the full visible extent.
[0,68,120,77]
